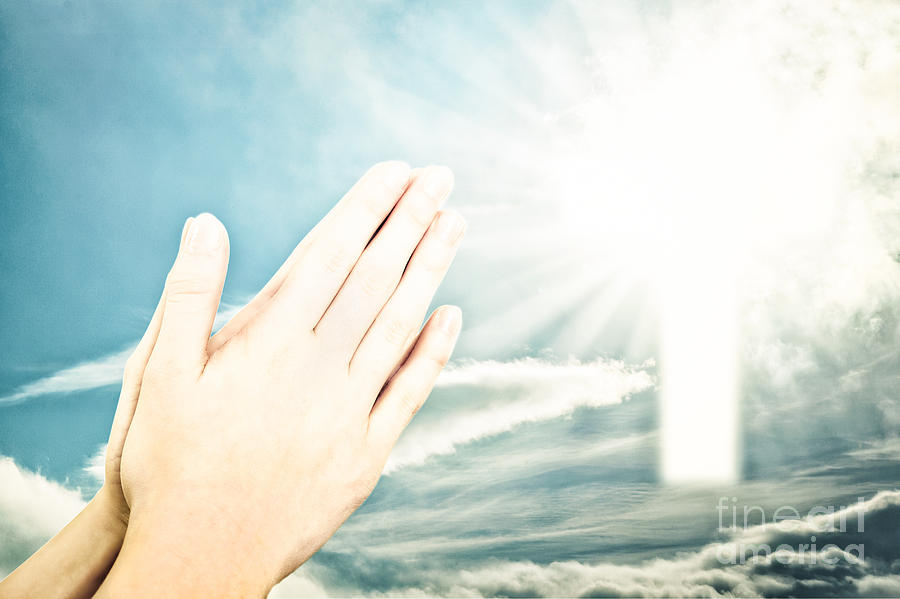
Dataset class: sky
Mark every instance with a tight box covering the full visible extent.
[2,0,900,596]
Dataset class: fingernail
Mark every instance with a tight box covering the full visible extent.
[435,211,465,242]
[383,161,411,190]
[437,306,462,335]
[187,213,223,253]
[423,166,454,199]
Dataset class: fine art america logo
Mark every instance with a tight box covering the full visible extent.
[715,497,866,565]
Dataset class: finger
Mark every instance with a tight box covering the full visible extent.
[120,216,194,396]
[107,217,193,472]
[208,166,426,354]
[367,306,462,451]
[107,289,166,475]
[314,166,454,356]
[258,161,412,336]
[350,209,465,389]
[154,213,230,370]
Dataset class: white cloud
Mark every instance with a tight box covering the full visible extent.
[848,438,900,462]
[0,456,85,577]
[268,571,332,598]
[437,356,654,389]
[384,357,654,473]
[0,347,134,405]
[83,445,106,485]
[280,491,900,597]
[3,448,897,597]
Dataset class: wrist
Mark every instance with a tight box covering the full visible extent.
[92,483,130,535]
[97,495,277,598]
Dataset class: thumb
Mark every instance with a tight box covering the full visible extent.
[155,212,230,370]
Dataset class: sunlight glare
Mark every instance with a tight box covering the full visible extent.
[545,20,844,482]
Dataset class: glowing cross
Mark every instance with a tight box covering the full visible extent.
[660,239,740,484]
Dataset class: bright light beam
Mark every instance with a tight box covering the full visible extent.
[451,2,873,484]
[660,240,740,484]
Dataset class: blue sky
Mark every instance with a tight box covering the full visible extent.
[2,1,900,595]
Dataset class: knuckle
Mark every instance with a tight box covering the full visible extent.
[124,353,140,375]
[143,347,198,382]
[123,354,144,382]
[142,355,171,383]
[321,244,353,274]
[146,357,191,384]
[362,162,410,205]
[165,272,212,300]
[360,270,386,297]
[421,246,452,273]
[383,317,412,347]
[405,202,435,230]
[424,347,451,371]
[360,190,389,218]
[396,389,423,419]
[349,477,376,508]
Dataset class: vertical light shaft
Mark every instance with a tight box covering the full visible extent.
[660,240,740,484]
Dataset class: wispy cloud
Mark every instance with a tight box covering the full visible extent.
[82,445,106,485]
[0,302,246,405]
[0,348,134,405]
[385,357,654,473]
[437,356,655,389]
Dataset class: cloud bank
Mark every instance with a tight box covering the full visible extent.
[5,448,897,597]
[385,357,654,473]
[275,491,900,597]
[0,457,85,578]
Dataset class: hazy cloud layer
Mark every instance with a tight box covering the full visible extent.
[275,491,900,597]
[6,445,896,597]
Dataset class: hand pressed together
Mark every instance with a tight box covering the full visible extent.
[81,162,463,597]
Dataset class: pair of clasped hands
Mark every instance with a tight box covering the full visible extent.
[1,162,465,598]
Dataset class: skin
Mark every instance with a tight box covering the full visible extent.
[0,162,465,598]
